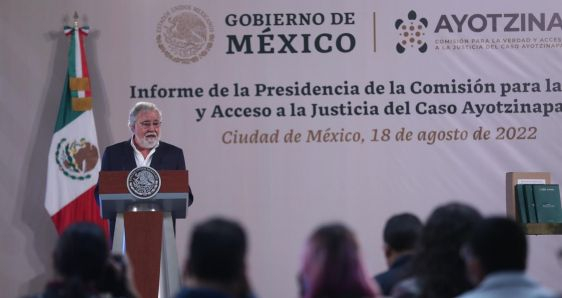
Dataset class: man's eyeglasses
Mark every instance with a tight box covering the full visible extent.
[138,121,162,129]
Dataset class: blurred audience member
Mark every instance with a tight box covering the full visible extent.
[299,223,380,298]
[458,217,558,298]
[24,222,137,298]
[176,217,254,298]
[393,202,482,298]
[375,213,423,296]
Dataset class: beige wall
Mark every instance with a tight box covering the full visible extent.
[2,1,562,298]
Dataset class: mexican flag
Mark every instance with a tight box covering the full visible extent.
[44,22,108,236]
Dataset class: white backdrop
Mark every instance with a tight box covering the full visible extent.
[1,1,562,297]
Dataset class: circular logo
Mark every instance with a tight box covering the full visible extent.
[55,138,99,180]
[156,5,215,64]
[395,10,428,53]
[126,166,161,199]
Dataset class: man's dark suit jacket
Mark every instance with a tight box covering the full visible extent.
[99,139,193,205]
[101,139,185,170]
[374,254,414,296]
[97,139,193,238]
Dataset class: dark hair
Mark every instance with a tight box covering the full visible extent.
[383,213,423,252]
[54,222,109,281]
[186,217,249,296]
[52,222,109,298]
[97,254,137,298]
[301,223,378,298]
[466,217,527,273]
[413,202,482,298]
[49,223,137,298]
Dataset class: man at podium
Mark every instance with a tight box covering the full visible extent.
[98,101,193,235]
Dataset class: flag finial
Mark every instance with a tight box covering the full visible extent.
[73,11,79,28]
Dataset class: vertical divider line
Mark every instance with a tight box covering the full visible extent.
[373,12,377,52]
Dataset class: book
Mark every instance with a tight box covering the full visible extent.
[514,184,529,223]
[524,184,538,223]
[506,172,550,221]
[532,184,562,223]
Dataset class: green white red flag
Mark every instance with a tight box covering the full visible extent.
[44,22,108,236]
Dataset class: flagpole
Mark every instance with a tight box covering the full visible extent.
[73,11,79,28]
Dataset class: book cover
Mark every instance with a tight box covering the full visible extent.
[524,184,538,223]
[532,184,562,223]
[514,184,529,223]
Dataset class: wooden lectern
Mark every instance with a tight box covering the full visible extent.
[98,170,189,298]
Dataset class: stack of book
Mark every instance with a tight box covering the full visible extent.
[515,184,562,224]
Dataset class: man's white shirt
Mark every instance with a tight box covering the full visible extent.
[130,137,160,167]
